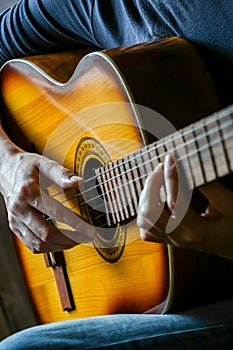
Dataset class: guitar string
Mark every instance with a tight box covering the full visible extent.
[49,109,233,202]
[76,128,233,226]
[50,127,233,229]
[50,115,233,207]
[83,106,233,185]
[74,129,233,211]
[67,127,233,228]
[81,116,233,204]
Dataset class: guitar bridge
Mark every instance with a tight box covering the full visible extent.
[44,251,75,312]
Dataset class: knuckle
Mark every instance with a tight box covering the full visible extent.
[8,200,23,217]
[18,181,39,201]
[40,229,51,243]
[47,206,60,220]
[29,241,46,254]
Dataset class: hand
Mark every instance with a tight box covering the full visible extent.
[0,141,95,253]
[137,155,233,260]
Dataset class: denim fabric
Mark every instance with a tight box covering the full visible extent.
[0,298,233,349]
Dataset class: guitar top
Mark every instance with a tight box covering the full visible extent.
[1,37,233,324]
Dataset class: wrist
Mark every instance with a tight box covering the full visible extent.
[0,127,22,174]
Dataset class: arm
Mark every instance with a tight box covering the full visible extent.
[0,0,99,65]
[137,155,233,260]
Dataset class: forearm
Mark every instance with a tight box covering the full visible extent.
[0,122,21,183]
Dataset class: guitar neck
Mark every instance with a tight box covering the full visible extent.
[95,105,233,225]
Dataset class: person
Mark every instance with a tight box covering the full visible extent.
[0,0,233,348]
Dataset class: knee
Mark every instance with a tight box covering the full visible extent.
[0,327,39,350]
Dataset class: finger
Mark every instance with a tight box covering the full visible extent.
[137,163,164,232]
[13,223,76,253]
[164,154,193,234]
[36,156,83,189]
[10,206,77,247]
[27,188,96,240]
[164,154,178,211]
[139,227,166,243]
[12,205,94,253]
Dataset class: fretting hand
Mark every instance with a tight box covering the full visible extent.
[137,154,233,260]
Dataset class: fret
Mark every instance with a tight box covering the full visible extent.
[98,165,118,225]
[105,163,121,224]
[142,145,155,174]
[95,105,233,226]
[181,124,204,187]
[109,162,126,222]
[135,147,151,183]
[122,154,139,216]
[95,167,113,226]
[117,159,135,218]
[195,118,216,183]
[208,114,229,178]
[127,153,143,209]
[146,143,160,172]
[171,130,194,190]
[154,141,166,164]
[114,159,130,219]
[219,113,233,172]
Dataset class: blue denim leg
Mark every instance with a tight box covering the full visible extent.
[0,298,233,349]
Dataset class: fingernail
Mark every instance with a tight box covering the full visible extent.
[164,154,173,169]
[139,227,148,240]
[65,175,82,183]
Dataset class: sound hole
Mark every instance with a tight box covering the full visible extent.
[82,157,116,240]
[74,137,126,263]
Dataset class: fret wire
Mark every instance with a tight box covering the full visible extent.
[87,118,232,202]
[211,113,229,177]
[202,116,219,178]
[81,131,233,207]
[54,125,233,211]
[117,159,135,217]
[220,116,233,172]
[109,161,126,221]
[177,126,195,188]
[115,159,130,219]
[71,124,233,227]
[95,168,112,226]
[51,112,233,202]
[100,164,117,224]
[127,154,141,209]
[122,154,139,214]
[105,163,121,224]
[80,107,233,186]
[198,118,216,182]
[82,116,233,200]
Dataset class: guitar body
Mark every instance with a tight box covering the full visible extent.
[1,37,233,324]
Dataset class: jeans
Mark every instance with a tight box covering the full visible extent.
[0,298,233,349]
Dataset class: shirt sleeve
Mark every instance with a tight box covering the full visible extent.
[0,0,174,65]
[0,0,99,65]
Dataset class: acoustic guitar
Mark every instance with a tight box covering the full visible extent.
[1,37,233,325]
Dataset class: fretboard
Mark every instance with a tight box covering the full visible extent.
[95,105,233,225]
